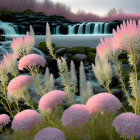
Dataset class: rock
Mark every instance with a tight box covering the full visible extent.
[73,54,87,62]
[55,48,67,56]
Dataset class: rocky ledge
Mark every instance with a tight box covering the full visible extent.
[0,9,123,35]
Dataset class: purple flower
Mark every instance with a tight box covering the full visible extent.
[112,112,140,138]
[34,127,66,140]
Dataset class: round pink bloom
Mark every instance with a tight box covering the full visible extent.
[34,127,66,140]
[39,90,66,112]
[112,112,140,138]
[0,114,10,128]
[61,104,91,128]
[86,93,121,115]
[113,20,140,52]
[18,54,46,70]
[7,75,33,99]
[12,109,41,131]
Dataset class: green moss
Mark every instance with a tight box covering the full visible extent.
[87,52,96,62]
[38,42,49,54]
[22,9,35,15]
[86,47,96,53]
[67,46,87,54]
[38,42,56,54]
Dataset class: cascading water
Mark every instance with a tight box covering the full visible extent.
[55,22,110,35]
[85,22,91,34]
[104,23,109,34]
[0,21,18,35]
[56,26,60,34]
[78,22,85,34]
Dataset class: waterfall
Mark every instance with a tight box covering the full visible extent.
[56,26,60,34]
[100,22,104,34]
[85,22,91,34]
[68,25,73,34]
[78,22,85,34]
[54,22,110,35]
[68,24,80,34]
[104,23,109,34]
[94,22,100,34]
[0,21,18,35]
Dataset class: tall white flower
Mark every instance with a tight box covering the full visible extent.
[46,22,56,60]
[92,55,112,86]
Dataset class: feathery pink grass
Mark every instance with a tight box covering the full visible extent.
[7,75,33,99]
[11,32,34,58]
[34,127,66,140]
[113,20,140,51]
[12,109,41,131]
[61,104,91,128]
[18,54,46,70]
[112,112,140,138]
[96,37,114,60]
[86,93,121,115]
[39,90,66,113]
[0,114,10,129]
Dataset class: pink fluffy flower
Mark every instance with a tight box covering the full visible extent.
[7,75,33,99]
[39,90,66,113]
[18,54,46,70]
[86,93,121,115]
[11,32,35,59]
[34,127,66,140]
[96,37,114,60]
[12,109,41,131]
[61,104,91,128]
[112,112,140,138]
[113,20,140,52]
[0,114,10,128]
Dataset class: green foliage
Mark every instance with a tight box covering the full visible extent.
[22,9,35,15]
[38,42,49,54]
[87,52,96,62]
[38,42,56,54]
[67,46,87,54]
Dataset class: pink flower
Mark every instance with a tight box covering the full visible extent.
[0,114,10,128]
[86,93,121,115]
[112,112,140,138]
[7,75,33,99]
[61,104,91,128]
[113,20,140,51]
[1,53,17,71]
[12,109,41,131]
[11,32,35,58]
[39,90,66,113]
[96,37,114,60]
[18,54,46,70]
[34,127,66,140]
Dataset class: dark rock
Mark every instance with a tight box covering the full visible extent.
[73,54,87,62]
[55,48,67,56]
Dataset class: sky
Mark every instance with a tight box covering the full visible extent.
[37,0,140,16]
